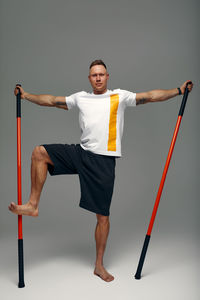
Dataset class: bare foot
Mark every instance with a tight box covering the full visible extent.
[8,202,38,217]
[94,265,114,282]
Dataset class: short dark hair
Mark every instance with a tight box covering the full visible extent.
[89,59,107,70]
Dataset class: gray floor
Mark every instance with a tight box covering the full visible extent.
[1,227,199,300]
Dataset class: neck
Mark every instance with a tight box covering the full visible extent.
[93,88,108,95]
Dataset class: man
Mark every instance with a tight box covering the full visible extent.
[9,59,193,282]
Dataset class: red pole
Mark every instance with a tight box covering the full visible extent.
[17,117,23,240]
[16,84,25,288]
[147,115,182,236]
[135,82,192,280]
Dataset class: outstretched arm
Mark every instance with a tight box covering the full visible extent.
[136,80,193,105]
[14,85,68,110]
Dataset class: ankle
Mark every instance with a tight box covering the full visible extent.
[28,200,38,209]
[95,262,104,268]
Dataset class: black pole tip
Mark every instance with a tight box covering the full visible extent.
[16,84,21,90]
[135,274,141,280]
[18,281,25,288]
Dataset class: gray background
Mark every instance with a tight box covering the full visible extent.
[0,0,199,299]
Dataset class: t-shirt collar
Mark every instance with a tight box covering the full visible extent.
[91,89,111,96]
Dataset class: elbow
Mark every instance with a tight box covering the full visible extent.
[50,96,56,107]
[147,91,154,103]
[44,95,56,107]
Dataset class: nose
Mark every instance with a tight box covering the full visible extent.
[96,75,101,81]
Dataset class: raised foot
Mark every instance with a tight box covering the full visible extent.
[94,266,114,282]
[8,202,38,217]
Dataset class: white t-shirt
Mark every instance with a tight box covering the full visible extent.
[65,89,136,157]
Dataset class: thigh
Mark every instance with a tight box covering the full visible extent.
[42,143,81,176]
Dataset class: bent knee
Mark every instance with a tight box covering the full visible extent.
[32,146,52,164]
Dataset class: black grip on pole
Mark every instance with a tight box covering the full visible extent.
[178,82,192,116]
[135,235,150,280]
[18,239,25,288]
[16,84,21,118]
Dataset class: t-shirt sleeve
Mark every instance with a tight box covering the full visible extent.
[65,93,78,110]
[120,89,137,107]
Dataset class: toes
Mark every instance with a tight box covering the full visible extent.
[8,202,17,212]
[107,274,114,282]
[94,268,114,282]
[106,276,114,282]
[8,204,13,210]
[102,274,114,282]
[9,202,16,210]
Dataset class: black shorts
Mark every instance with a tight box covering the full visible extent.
[42,143,116,216]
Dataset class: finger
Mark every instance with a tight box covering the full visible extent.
[186,80,193,86]
[187,81,193,90]
[189,86,193,91]
[15,86,22,94]
[14,87,20,95]
[16,85,21,91]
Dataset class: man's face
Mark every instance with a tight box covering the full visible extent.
[88,65,109,94]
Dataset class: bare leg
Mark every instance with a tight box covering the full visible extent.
[94,214,114,282]
[8,146,53,216]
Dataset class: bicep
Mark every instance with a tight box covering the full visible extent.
[54,96,68,110]
[136,92,151,105]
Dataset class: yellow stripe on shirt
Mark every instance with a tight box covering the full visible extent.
[107,94,119,151]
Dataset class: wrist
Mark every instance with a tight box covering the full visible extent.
[23,92,29,100]
[177,87,182,95]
